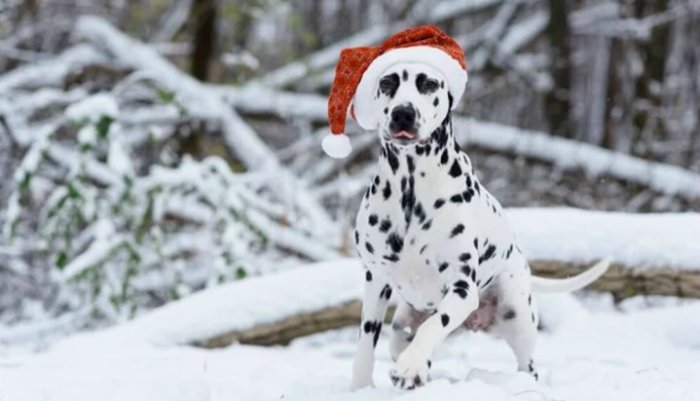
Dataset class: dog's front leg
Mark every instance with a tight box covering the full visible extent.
[390,272,478,389]
[350,271,392,390]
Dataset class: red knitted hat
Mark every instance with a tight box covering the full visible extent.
[323,25,468,158]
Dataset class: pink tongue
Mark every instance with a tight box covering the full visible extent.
[394,130,414,139]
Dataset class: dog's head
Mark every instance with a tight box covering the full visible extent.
[373,63,452,146]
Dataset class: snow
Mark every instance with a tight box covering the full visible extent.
[47,205,697,348]
[64,93,119,122]
[509,208,700,270]
[455,118,700,199]
[1,291,698,401]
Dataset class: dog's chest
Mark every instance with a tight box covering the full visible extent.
[355,164,468,309]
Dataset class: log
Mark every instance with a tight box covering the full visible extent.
[199,260,700,348]
[533,261,700,302]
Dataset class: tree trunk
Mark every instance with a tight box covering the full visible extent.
[632,0,670,159]
[190,0,218,82]
[544,0,573,138]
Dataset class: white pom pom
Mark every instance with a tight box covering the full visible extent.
[322,133,352,159]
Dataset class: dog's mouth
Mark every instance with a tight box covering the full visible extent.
[388,128,421,145]
[393,130,416,140]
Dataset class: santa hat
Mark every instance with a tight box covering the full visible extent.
[323,25,468,158]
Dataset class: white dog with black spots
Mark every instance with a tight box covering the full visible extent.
[351,62,609,390]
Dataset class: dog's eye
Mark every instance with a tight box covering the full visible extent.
[379,73,400,97]
[416,73,439,94]
[424,79,439,92]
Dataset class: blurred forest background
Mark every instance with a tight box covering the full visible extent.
[0,0,699,341]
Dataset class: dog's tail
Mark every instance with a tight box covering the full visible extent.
[531,259,610,293]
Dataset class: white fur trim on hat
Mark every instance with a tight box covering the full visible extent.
[322,133,352,159]
[352,46,468,131]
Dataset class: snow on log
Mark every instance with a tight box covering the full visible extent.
[98,209,700,347]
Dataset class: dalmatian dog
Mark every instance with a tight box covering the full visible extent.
[350,62,610,390]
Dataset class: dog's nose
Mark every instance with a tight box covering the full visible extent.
[391,105,416,128]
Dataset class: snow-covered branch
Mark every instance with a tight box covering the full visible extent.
[216,87,700,200]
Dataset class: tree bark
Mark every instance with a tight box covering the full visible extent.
[545,0,573,138]
[199,261,700,348]
[190,0,218,81]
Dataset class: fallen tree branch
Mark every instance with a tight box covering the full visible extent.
[200,261,700,347]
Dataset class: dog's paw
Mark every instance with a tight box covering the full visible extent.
[389,354,431,390]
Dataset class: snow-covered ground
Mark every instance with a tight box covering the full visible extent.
[1,207,699,400]
[1,292,699,401]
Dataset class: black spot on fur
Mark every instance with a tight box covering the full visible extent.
[379,219,392,233]
[450,194,463,203]
[421,219,432,231]
[503,309,516,320]
[379,73,400,98]
[440,149,449,165]
[459,253,471,262]
[368,214,378,226]
[450,223,465,237]
[434,199,445,209]
[419,244,428,254]
[385,144,400,173]
[448,160,462,177]
[354,230,359,244]
[441,314,450,327]
[479,244,497,264]
[383,181,391,200]
[365,242,374,254]
[373,324,382,347]
[384,107,388,114]
[402,70,408,81]
[454,280,469,289]
[461,266,471,277]
[365,270,372,281]
[383,254,400,262]
[413,203,426,223]
[380,284,392,300]
[438,262,449,272]
[386,232,404,253]
[433,97,439,107]
[406,155,415,174]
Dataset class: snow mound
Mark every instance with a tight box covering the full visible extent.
[510,208,700,270]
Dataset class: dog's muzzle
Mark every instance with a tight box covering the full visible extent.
[389,105,418,143]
